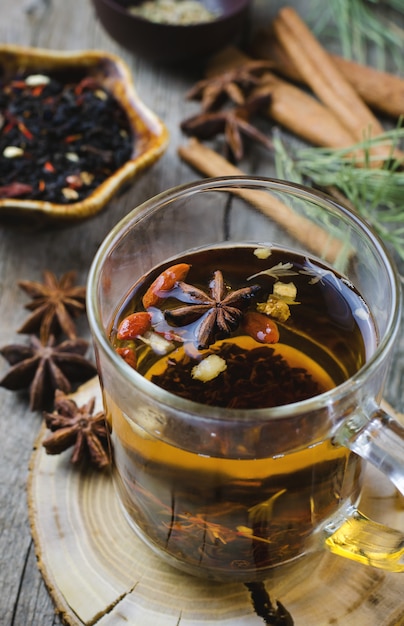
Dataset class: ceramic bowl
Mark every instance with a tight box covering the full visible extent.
[0,44,169,224]
[91,0,252,64]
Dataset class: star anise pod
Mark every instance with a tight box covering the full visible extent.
[181,93,273,161]
[18,270,87,342]
[165,270,260,349]
[0,335,97,411]
[186,60,274,112]
[42,389,110,469]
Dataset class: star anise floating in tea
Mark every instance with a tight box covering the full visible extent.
[0,335,97,411]
[165,270,260,349]
[18,270,86,342]
[42,390,110,469]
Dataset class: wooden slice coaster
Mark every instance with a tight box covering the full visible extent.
[28,378,404,625]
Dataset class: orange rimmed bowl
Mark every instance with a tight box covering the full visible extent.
[0,45,169,225]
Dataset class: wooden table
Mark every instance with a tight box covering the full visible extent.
[1,1,403,625]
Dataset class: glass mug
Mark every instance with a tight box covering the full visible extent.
[87,177,404,582]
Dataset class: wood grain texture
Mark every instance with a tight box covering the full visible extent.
[28,379,404,626]
[1,0,403,624]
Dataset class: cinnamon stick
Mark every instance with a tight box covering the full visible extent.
[254,74,355,149]
[178,138,346,264]
[271,7,403,165]
[252,28,404,120]
[272,7,385,143]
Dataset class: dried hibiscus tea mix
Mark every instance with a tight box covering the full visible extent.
[0,69,133,203]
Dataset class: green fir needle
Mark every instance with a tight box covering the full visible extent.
[274,127,404,261]
[308,0,404,71]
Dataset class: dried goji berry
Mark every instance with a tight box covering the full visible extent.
[142,263,191,309]
[242,311,279,344]
[116,347,137,369]
[43,160,55,173]
[117,311,151,340]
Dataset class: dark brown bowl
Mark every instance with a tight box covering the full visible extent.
[91,0,251,64]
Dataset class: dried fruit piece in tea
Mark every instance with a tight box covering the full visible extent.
[117,312,152,340]
[142,263,190,308]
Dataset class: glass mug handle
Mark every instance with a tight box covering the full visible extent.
[327,402,404,572]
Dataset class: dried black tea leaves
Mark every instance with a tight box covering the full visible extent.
[0,71,133,204]
[150,342,323,409]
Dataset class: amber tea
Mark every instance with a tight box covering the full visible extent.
[107,244,377,578]
[110,245,375,399]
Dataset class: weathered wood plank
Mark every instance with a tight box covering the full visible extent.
[1,0,403,624]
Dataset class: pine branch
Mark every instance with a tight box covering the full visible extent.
[273,128,404,260]
[308,0,404,71]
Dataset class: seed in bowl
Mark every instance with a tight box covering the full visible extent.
[126,0,219,25]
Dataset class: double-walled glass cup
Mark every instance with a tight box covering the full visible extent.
[87,177,404,582]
